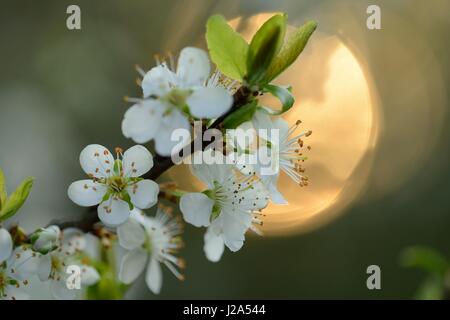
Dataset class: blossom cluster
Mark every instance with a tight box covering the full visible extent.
[0,13,317,299]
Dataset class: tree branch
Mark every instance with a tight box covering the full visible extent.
[55,86,252,232]
[145,86,251,180]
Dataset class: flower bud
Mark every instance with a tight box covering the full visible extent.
[30,225,60,254]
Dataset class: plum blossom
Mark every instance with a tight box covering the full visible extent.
[179,157,269,262]
[38,228,100,300]
[121,47,233,156]
[68,144,159,227]
[0,245,41,300]
[117,208,184,294]
[226,111,311,204]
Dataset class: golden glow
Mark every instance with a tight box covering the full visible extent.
[231,13,380,235]
[168,13,381,236]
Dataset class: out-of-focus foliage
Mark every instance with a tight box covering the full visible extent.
[400,246,450,300]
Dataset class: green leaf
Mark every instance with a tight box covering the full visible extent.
[0,177,34,221]
[400,246,449,276]
[0,168,6,210]
[246,14,286,86]
[223,100,258,129]
[259,84,295,115]
[415,275,445,300]
[263,20,318,83]
[206,15,249,81]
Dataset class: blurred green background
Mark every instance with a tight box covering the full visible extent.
[0,0,449,299]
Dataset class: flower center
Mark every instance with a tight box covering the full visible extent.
[107,175,128,193]
[161,88,192,115]
[0,265,17,298]
[49,256,64,281]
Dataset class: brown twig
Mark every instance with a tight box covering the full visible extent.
[145,86,251,180]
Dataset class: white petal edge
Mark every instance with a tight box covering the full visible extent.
[141,64,175,98]
[203,227,225,262]
[122,145,154,177]
[0,228,12,262]
[117,218,146,250]
[179,193,214,227]
[121,101,164,144]
[80,265,100,286]
[154,110,191,156]
[146,256,162,294]
[98,197,130,227]
[79,144,114,178]
[68,180,106,207]
[127,180,159,209]
[186,87,233,119]
[119,249,148,284]
[37,255,52,281]
[177,47,210,87]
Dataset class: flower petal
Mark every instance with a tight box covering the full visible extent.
[67,180,106,207]
[79,144,115,178]
[117,217,146,250]
[252,110,274,132]
[51,280,77,300]
[142,64,175,97]
[97,198,130,227]
[127,180,159,209]
[220,213,250,252]
[190,160,232,188]
[154,109,190,156]
[0,228,12,262]
[122,145,154,177]
[119,248,148,284]
[61,228,86,254]
[186,87,232,119]
[203,227,224,262]
[80,265,100,286]
[7,246,41,280]
[177,47,210,87]
[179,192,213,227]
[121,101,164,144]
[146,256,162,294]
[37,255,52,281]
[4,287,29,300]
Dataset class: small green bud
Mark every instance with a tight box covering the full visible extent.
[30,225,60,255]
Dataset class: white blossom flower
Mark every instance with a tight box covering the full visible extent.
[0,245,41,300]
[68,144,159,227]
[0,228,13,263]
[30,225,60,254]
[38,228,100,300]
[227,111,311,204]
[251,111,311,204]
[122,47,233,156]
[179,158,269,262]
[117,208,184,294]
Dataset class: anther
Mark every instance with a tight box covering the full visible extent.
[115,147,123,155]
